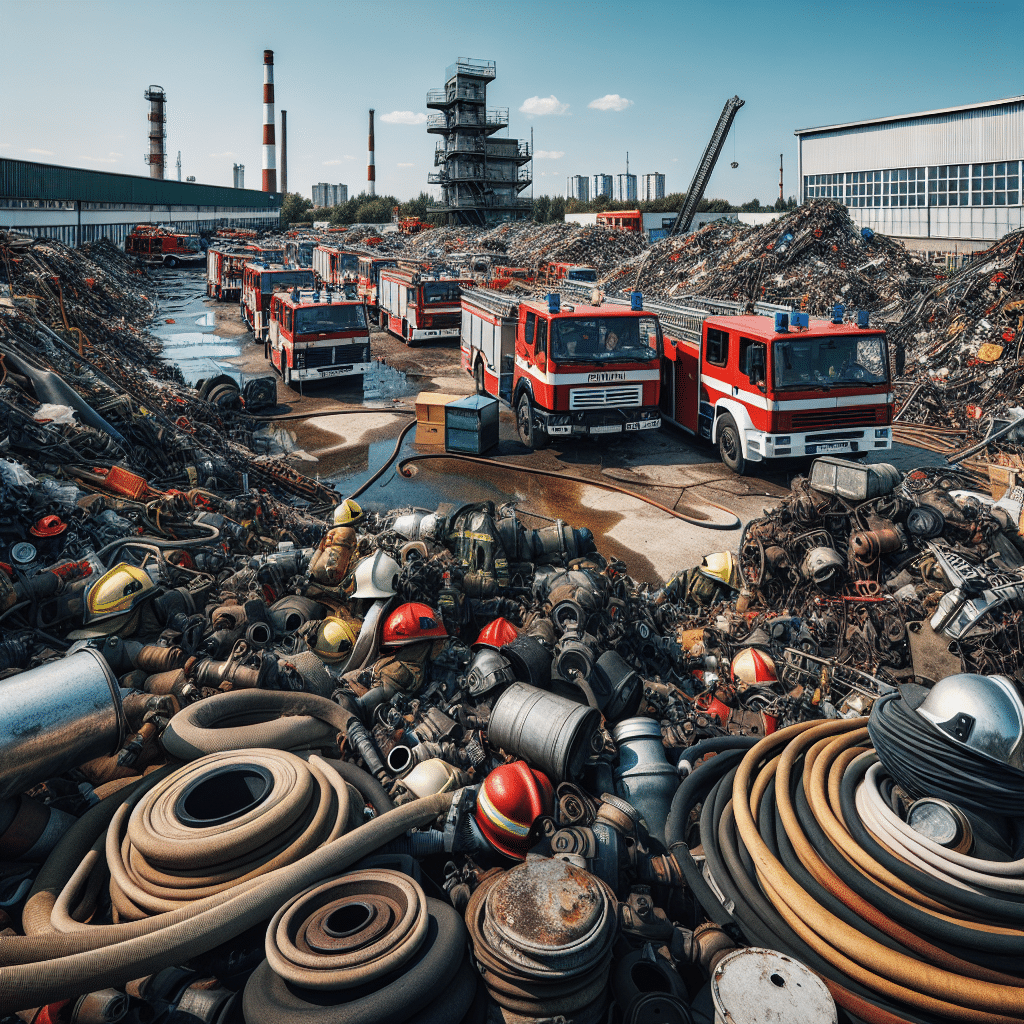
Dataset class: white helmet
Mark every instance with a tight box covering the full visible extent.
[352,550,401,599]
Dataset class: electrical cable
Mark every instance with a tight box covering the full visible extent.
[344,419,417,501]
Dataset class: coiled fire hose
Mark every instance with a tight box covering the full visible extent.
[0,754,455,1013]
[677,719,1024,1024]
[243,871,476,1024]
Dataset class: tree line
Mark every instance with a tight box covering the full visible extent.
[280,189,797,228]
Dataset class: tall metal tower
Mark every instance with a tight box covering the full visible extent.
[144,86,166,179]
[426,59,531,226]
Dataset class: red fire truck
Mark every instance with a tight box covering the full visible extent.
[244,243,285,264]
[596,210,642,232]
[461,289,662,448]
[488,266,535,290]
[266,288,372,390]
[655,299,893,473]
[537,262,599,287]
[312,245,359,287]
[355,255,398,324]
[125,226,204,267]
[206,247,249,301]
[378,268,474,345]
[241,263,315,342]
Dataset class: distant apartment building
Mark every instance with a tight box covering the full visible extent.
[615,173,637,202]
[592,174,613,200]
[567,175,590,202]
[641,173,665,201]
[312,183,348,207]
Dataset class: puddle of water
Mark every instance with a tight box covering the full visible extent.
[195,312,216,327]
[362,361,413,403]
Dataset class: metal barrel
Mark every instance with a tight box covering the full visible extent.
[0,648,126,801]
[488,682,600,782]
[711,948,837,1024]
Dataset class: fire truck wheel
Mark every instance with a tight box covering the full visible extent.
[517,393,549,451]
[717,414,746,475]
[165,256,179,268]
[474,360,486,395]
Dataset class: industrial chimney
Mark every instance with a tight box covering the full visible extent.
[368,109,375,197]
[262,50,277,192]
[144,86,166,180]
[280,110,288,195]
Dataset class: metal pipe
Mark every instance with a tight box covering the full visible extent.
[0,649,127,801]
[612,717,680,848]
[262,50,276,193]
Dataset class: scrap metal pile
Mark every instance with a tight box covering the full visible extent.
[0,444,1022,1023]
[0,232,337,506]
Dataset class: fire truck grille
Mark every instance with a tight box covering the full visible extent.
[789,406,879,430]
[428,312,461,330]
[303,343,366,369]
[570,385,642,410]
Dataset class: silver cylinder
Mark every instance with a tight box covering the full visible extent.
[711,948,836,1024]
[612,717,678,848]
[488,681,600,782]
[0,649,126,800]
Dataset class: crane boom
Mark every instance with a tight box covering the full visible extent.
[670,96,745,237]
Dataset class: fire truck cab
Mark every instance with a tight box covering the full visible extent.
[241,263,315,342]
[379,268,474,345]
[244,243,285,264]
[488,266,535,290]
[266,286,370,390]
[355,256,398,324]
[462,289,662,448]
[658,303,893,473]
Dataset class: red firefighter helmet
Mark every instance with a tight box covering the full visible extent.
[474,761,554,860]
[730,647,779,687]
[382,602,447,648]
[473,617,519,650]
[30,515,66,538]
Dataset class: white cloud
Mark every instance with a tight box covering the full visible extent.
[80,153,122,164]
[397,162,414,167]
[588,94,633,112]
[381,111,427,125]
[519,96,569,117]
[323,159,344,166]
[27,148,54,156]
[210,151,237,159]
[534,150,565,160]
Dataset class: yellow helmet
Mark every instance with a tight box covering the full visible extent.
[307,616,358,663]
[698,551,742,591]
[333,498,364,527]
[68,563,156,640]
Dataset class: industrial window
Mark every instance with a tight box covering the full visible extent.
[705,328,729,367]
[929,165,970,206]
[971,162,1019,206]
[803,173,844,200]
[845,171,882,208]
[882,168,925,207]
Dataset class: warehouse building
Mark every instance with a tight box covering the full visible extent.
[796,95,1023,251]
[0,158,281,246]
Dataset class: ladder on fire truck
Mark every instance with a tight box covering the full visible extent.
[669,96,745,238]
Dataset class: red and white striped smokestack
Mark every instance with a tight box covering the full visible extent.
[262,49,277,193]
[367,108,375,197]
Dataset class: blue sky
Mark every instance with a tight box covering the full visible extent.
[1,0,1021,204]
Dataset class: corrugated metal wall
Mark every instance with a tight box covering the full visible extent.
[0,158,279,209]
[798,101,1024,176]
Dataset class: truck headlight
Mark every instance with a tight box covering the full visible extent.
[295,351,306,369]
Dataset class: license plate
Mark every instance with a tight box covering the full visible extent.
[320,366,354,378]
[591,424,622,435]
[810,442,851,454]
[626,420,661,431]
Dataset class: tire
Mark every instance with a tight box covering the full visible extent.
[165,256,178,268]
[717,414,746,474]
[474,359,486,395]
[198,373,237,401]
[516,392,549,450]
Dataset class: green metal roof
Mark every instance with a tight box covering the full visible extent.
[0,158,280,208]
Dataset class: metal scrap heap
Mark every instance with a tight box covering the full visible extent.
[0,440,1021,1023]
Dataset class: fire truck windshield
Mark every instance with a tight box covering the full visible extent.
[295,304,367,333]
[772,334,888,389]
[565,268,597,282]
[260,271,314,294]
[182,237,202,251]
[551,317,659,363]
[422,282,463,304]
